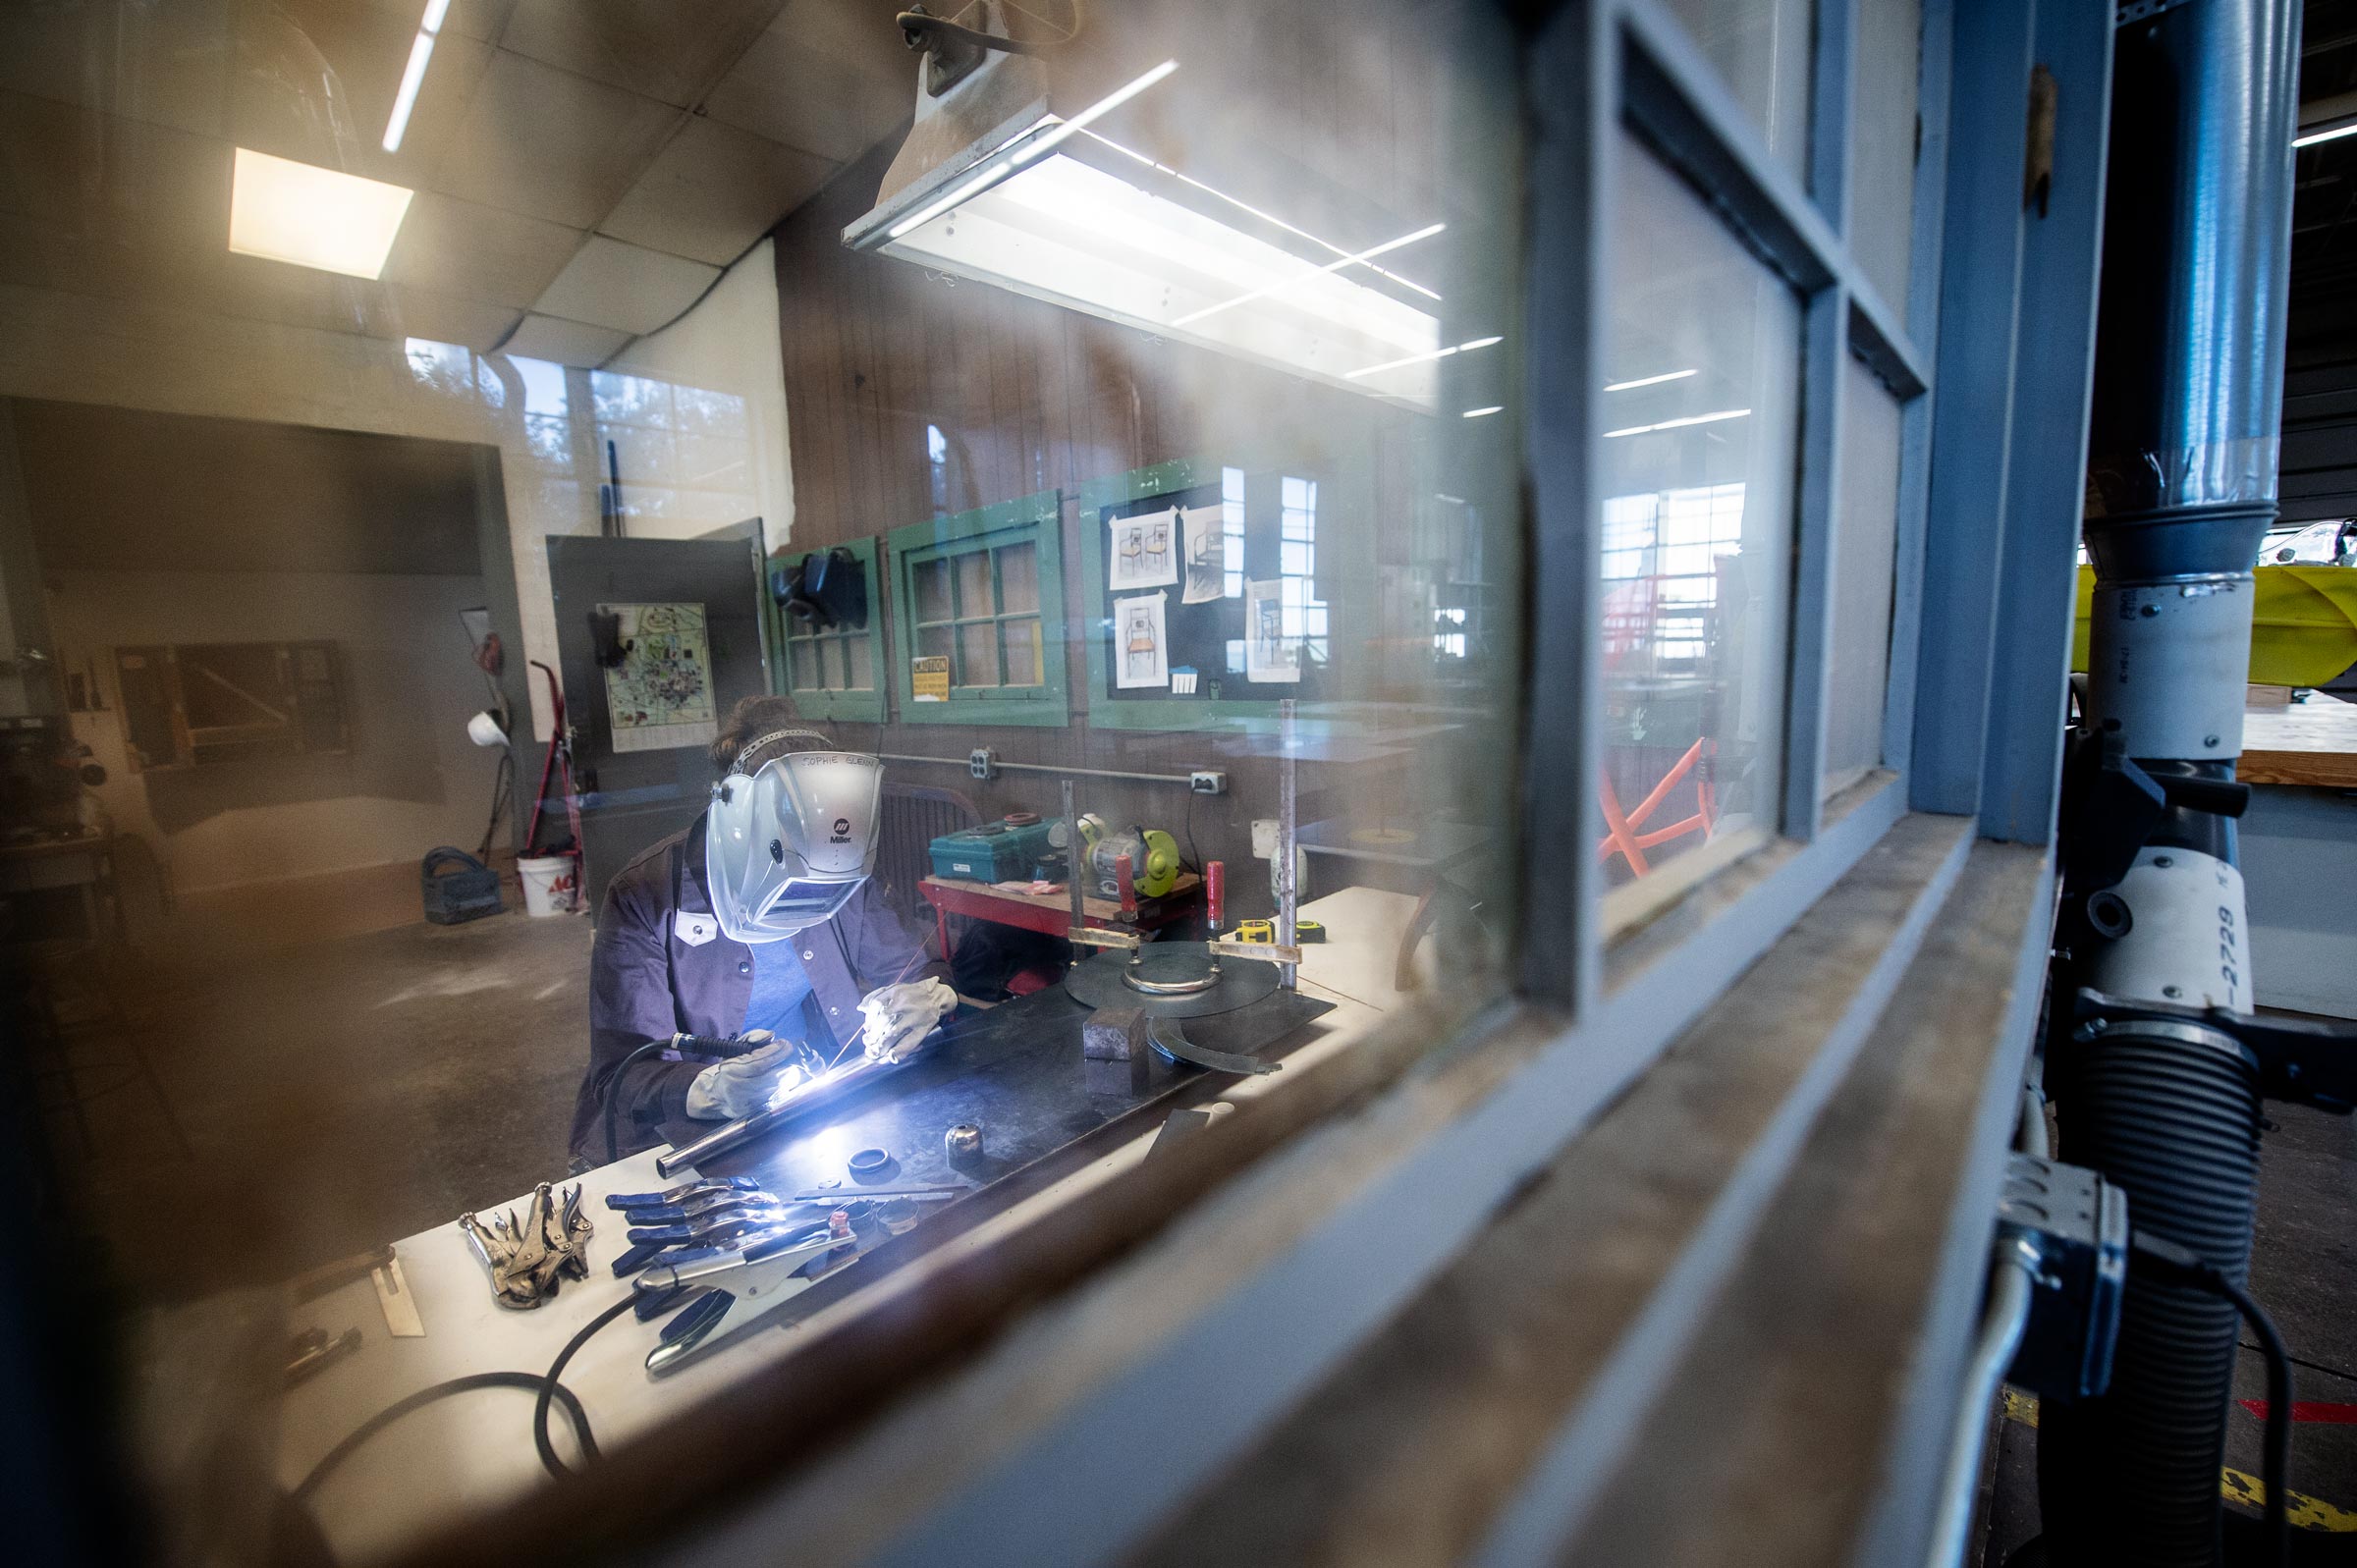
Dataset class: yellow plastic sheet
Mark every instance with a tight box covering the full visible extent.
[2072,565,2357,687]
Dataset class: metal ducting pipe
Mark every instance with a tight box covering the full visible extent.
[2041,3,2300,1563]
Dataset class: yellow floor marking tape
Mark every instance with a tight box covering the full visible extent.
[2001,1389,2357,1532]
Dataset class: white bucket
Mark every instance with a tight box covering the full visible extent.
[518,855,577,917]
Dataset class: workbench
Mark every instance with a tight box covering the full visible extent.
[916,869,1201,960]
[2236,694,2357,1019]
[268,887,1417,1562]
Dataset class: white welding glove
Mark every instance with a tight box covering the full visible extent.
[859,977,958,1065]
[685,1038,797,1121]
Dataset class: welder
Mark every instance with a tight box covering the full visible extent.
[567,697,954,1169]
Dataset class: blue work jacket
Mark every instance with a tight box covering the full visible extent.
[566,813,930,1168]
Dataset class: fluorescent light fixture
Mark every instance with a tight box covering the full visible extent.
[2295,121,2357,148]
[854,58,1457,406]
[1011,59,1178,166]
[1175,221,1444,327]
[875,151,1444,405]
[1602,407,1751,439]
[1461,406,1504,419]
[1344,335,1502,381]
[887,158,1014,240]
[1078,128,1439,301]
[1604,368,1697,392]
[887,60,1178,241]
[382,0,451,152]
[383,32,435,151]
[230,148,413,278]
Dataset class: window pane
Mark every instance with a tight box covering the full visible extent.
[997,540,1040,614]
[954,547,993,617]
[957,621,999,687]
[36,0,1535,1549]
[913,556,953,623]
[1823,356,1904,794]
[1852,0,1923,309]
[1661,0,1816,179]
[1001,618,1042,686]
[1599,134,1804,924]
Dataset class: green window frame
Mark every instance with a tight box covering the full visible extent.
[772,534,887,723]
[887,489,1069,727]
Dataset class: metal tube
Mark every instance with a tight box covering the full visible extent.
[1923,1249,2038,1568]
[877,753,1204,788]
[1065,777,1085,956]
[654,1055,898,1178]
[1277,698,1297,991]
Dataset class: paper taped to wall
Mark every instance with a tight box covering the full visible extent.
[599,602,717,752]
[1181,504,1226,604]
[1110,509,1179,591]
[1115,591,1170,689]
[1245,579,1300,683]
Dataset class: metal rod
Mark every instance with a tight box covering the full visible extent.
[1278,698,1297,991]
[1923,1248,2037,1568]
[1065,777,1085,969]
[877,753,1202,788]
[655,1055,898,1179]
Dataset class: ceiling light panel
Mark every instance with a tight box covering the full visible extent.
[229,148,414,279]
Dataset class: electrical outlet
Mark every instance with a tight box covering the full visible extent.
[1188,770,1229,795]
[968,747,997,781]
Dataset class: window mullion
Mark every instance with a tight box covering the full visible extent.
[1811,0,1861,247]
[1782,287,1849,841]
[1516,0,1615,1015]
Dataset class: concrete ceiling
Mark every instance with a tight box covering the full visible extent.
[0,0,915,361]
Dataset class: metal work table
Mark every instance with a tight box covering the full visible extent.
[915,870,1201,960]
[269,897,1399,1563]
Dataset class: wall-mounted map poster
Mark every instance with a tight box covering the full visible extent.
[599,602,718,752]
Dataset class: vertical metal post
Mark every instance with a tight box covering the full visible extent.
[1278,698,1298,990]
[1064,777,1085,967]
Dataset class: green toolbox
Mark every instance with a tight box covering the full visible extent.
[928,814,1062,884]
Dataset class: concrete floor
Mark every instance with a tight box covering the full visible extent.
[31,907,593,1304]
[1983,1095,2357,1562]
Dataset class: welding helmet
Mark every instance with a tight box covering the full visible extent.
[704,737,883,943]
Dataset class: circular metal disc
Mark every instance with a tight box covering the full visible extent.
[1063,942,1284,1018]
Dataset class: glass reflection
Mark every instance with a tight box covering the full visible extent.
[1599,134,1803,919]
[1661,0,1817,178]
[1824,355,1905,794]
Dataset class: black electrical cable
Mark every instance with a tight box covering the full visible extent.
[603,1039,667,1164]
[2130,1229,2293,1568]
[534,1294,638,1479]
[293,1373,594,1502]
[476,748,513,861]
[1183,786,1204,878]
